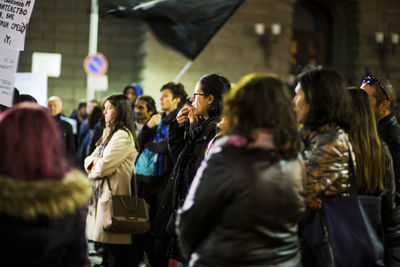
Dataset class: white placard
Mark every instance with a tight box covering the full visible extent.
[14,72,47,106]
[32,52,61,77]
[0,46,19,72]
[0,68,15,106]
[0,0,35,51]
[88,74,108,91]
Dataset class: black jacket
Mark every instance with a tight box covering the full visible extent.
[54,114,76,163]
[136,109,179,225]
[153,116,219,261]
[378,113,400,203]
[0,170,91,267]
[177,141,306,266]
[137,109,179,180]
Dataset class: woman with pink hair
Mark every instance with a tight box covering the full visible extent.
[0,103,91,267]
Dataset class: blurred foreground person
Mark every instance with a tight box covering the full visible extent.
[85,94,138,267]
[0,103,91,267]
[177,73,306,266]
[348,89,400,266]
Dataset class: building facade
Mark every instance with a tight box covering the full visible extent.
[18,0,400,112]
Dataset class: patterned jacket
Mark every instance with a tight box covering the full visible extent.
[301,124,355,207]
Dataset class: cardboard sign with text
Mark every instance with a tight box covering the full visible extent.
[0,0,35,51]
[0,68,15,106]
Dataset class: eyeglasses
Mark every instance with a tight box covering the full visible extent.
[134,105,146,110]
[192,93,209,98]
[362,75,389,101]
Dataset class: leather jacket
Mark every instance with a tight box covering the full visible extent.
[301,124,354,206]
[378,113,400,203]
[153,116,220,262]
[177,137,306,266]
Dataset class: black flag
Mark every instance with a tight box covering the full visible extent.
[102,0,244,59]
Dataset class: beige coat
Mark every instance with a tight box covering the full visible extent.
[85,129,137,244]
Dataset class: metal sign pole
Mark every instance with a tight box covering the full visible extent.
[87,0,99,100]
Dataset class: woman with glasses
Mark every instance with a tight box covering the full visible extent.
[153,74,231,264]
[176,73,306,266]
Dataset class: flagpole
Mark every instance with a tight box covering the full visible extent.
[173,60,193,82]
[87,0,99,100]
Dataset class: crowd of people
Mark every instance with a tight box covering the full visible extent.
[1,67,400,267]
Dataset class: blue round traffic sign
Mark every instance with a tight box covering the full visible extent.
[84,53,108,75]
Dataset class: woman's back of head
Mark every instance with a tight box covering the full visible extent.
[297,67,352,131]
[348,89,388,194]
[224,73,301,159]
[0,103,65,181]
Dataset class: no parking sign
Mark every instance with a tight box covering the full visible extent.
[83,53,108,75]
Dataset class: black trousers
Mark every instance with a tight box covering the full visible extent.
[102,242,142,267]
[134,178,170,267]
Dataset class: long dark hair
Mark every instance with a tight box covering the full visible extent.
[224,73,301,159]
[199,74,231,118]
[103,94,137,148]
[297,67,352,131]
[0,103,66,181]
[348,89,388,193]
[88,106,103,129]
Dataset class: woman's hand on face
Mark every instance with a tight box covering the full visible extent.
[188,108,198,124]
[147,114,162,128]
[176,107,191,127]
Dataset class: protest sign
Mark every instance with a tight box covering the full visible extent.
[88,74,108,91]
[14,72,47,106]
[0,46,19,72]
[32,52,62,77]
[0,68,15,106]
[0,0,35,51]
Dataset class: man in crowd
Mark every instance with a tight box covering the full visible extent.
[69,101,87,134]
[361,75,400,202]
[134,95,157,138]
[47,96,76,163]
[77,100,100,148]
[123,83,143,116]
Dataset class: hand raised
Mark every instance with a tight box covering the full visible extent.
[147,114,162,128]
[176,107,192,127]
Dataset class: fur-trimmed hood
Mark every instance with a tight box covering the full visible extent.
[0,169,92,219]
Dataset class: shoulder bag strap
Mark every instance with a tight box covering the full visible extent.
[133,173,139,207]
[127,129,140,208]
[105,177,112,193]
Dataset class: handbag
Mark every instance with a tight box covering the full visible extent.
[102,173,150,234]
[303,145,385,267]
